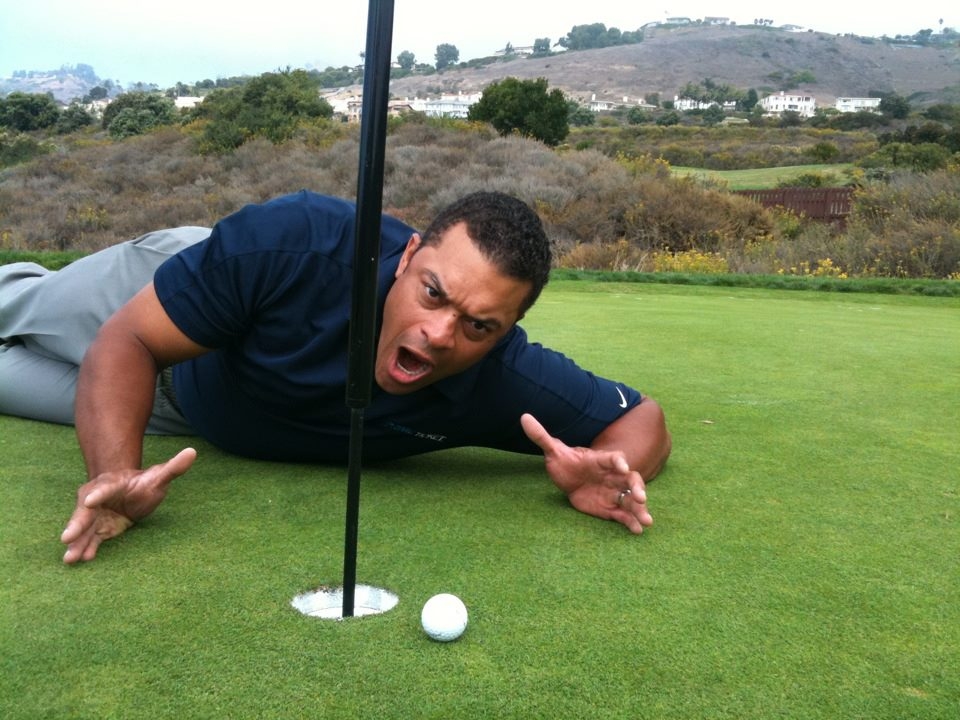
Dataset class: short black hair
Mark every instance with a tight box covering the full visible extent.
[420,192,551,315]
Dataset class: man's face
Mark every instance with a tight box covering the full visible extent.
[375,222,531,395]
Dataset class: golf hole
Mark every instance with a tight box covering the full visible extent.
[291,584,399,620]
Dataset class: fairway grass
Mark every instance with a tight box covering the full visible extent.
[2,283,958,719]
[671,164,855,189]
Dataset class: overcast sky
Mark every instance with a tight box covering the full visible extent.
[2,1,955,87]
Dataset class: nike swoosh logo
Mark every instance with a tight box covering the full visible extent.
[616,387,627,408]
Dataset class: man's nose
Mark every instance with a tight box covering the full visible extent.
[422,311,457,349]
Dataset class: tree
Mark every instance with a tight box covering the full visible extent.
[779,110,803,127]
[879,93,910,119]
[101,92,176,136]
[558,22,642,50]
[194,69,333,153]
[807,141,840,162]
[702,104,726,126]
[435,44,459,71]
[559,23,610,50]
[397,51,415,71]
[468,77,569,146]
[626,106,651,125]
[860,142,951,172]
[567,101,595,127]
[56,103,94,134]
[655,111,681,126]
[533,38,551,55]
[740,88,759,112]
[0,92,60,131]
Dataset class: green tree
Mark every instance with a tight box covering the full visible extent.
[397,51,415,71]
[879,92,911,119]
[860,141,951,172]
[626,106,651,124]
[533,38,552,55]
[830,109,887,130]
[655,110,681,126]
[566,23,611,49]
[779,110,803,127]
[468,77,569,146]
[567,101,595,127]
[740,88,759,111]
[558,22,643,49]
[807,141,840,162]
[194,69,332,153]
[435,44,459,70]
[702,104,726,126]
[0,92,60,131]
[101,92,176,136]
[922,103,960,124]
[56,103,94,134]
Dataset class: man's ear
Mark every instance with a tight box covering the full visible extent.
[395,233,422,277]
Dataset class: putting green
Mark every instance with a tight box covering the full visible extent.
[2,282,957,719]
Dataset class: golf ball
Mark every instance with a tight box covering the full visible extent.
[421,593,468,642]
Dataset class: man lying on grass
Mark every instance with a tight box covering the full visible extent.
[0,190,671,564]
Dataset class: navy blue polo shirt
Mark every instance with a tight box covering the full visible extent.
[154,191,642,462]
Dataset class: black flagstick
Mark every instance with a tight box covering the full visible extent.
[343,0,395,618]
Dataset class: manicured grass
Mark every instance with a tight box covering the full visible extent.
[2,282,958,719]
[671,163,855,189]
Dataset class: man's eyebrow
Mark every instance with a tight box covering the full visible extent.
[425,270,447,299]
[425,270,502,330]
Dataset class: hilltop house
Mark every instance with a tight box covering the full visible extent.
[587,94,657,112]
[672,96,737,112]
[835,97,881,113]
[409,92,483,118]
[328,91,481,122]
[760,91,817,117]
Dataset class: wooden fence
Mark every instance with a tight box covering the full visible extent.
[733,187,854,224]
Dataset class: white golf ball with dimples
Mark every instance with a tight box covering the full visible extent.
[421,593,468,642]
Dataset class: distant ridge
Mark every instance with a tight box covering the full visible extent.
[388,25,960,107]
[4,25,959,107]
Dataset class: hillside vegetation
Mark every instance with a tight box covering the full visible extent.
[1,117,958,280]
[2,24,958,281]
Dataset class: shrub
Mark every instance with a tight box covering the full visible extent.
[0,131,54,168]
[842,170,960,277]
[557,239,648,271]
[652,250,729,274]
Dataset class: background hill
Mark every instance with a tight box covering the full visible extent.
[389,25,960,107]
[3,25,959,107]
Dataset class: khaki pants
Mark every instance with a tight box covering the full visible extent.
[0,227,210,434]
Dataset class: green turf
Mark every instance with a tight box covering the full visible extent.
[671,164,856,189]
[2,283,958,719]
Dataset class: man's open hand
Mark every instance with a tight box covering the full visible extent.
[520,413,652,534]
[61,447,197,564]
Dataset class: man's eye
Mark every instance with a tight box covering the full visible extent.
[424,285,440,299]
[465,320,489,339]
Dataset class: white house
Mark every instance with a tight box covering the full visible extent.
[760,91,817,117]
[174,96,203,110]
[672,96,734,112]
[835,97,881,113]
[409,92,482,119]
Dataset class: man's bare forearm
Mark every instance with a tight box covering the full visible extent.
[75,326,159,479]
[589,399,672,481]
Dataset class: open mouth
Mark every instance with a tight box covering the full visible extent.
[396,346,432,380]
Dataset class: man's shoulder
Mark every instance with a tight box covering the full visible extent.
[244,191,416,251]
